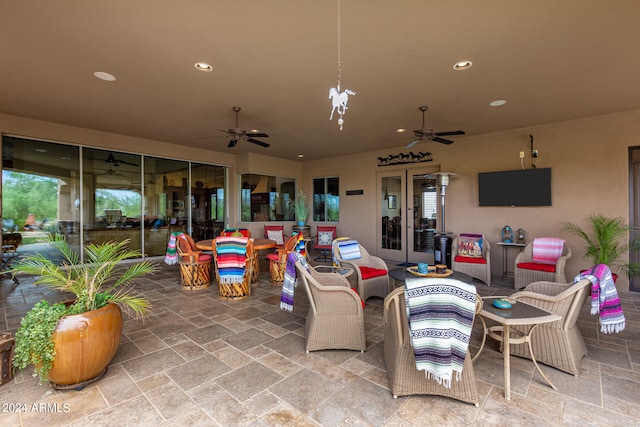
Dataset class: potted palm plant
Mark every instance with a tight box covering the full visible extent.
[11,236,156,389]
[295,190,309,226]
[562,213,640,281]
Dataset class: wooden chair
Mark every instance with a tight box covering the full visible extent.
[383,286,480,406]
[333,239,390,301]
[266,234,299,284]
[313,225,336,262]
[219,228,252,238]
[212,236,254,299]
[295,260,366,353]
[514,238,572,290]
[264,225,286,248]
[176,233,212,290]
[509,278,591,376]
[452,234,492,286]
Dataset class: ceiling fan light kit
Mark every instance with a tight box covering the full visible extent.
[217,106,270,148]
[405,106,465,148]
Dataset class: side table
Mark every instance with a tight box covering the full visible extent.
[496,242,526,278]
[474,296,560,400]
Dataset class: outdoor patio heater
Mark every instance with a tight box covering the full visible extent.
[433,172,459,268]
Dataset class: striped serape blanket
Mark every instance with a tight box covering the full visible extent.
[280,251,308,312]
[403,277,477,388]
[532,237,565,264]
[575,264,625,333]
[164,231,184,265]
[215,236,248,284]
[337,239,361,260]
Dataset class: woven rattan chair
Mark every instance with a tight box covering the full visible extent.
[176,233,212,290]
[333,239,390,301]
[383,286,480,406]
[452,235,491,286]
[509,278,591,376]
[295,260,366,353]
[266,234,299,284]
[212,236,254,300]
[514,239,572,290]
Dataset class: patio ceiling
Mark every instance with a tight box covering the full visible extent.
[1,1,640,161]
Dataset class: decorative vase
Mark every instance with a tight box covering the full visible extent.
[47,302,123,390]
[297,220,306,227]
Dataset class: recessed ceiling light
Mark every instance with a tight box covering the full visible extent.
[94,71,116,81]
[453,60,473,71]
[489,99,507,107]
[194,62,213,72]
[396,128,407,133]
[298,154,304,158]
[35,148,47,153]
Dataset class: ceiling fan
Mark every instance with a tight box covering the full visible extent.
[217,106,270,148]
[104,152,139,167]
[405,106,465,148]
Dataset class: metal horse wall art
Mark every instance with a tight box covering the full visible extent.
[377,151,433,167]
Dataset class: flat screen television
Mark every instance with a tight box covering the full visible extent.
[478,168,552,206]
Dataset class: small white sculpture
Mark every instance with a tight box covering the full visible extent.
[329,86,356,128]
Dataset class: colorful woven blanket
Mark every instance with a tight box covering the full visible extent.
[164,231,184,265]
[280,251,308,312]
[532,237,565,265]
[215,236,248,284]
[403,277,477,388]
[575,264,625,333]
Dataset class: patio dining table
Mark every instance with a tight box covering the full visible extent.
[196,238,276,284]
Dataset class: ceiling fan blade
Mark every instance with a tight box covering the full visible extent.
[432,136,454,145]
[247,138,270,148]
[435,130,465,136]
[228,139,238,148]
[406,139,420,149]
[246,132,269,138]
[117,159,139,167]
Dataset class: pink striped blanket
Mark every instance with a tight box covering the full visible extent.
[532,237,565,265]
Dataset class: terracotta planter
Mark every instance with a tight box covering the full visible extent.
[47,303,123,389]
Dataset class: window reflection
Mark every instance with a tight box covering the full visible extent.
[240,174,296,222]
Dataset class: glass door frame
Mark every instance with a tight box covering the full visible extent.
[377,165,440,264]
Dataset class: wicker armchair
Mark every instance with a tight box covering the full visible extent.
[176,233,212,290]
[266,234,299,284]
[212,236,254,300]
[333,239,390,301]
[514,239,572,290]
[295,261,366,353]
[452,236,491,286]
[383,286,480,406]
[509,278,591,376]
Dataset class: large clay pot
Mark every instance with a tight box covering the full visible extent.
[47,303,123,389]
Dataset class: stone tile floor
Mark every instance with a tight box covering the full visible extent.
[1,258,640,426]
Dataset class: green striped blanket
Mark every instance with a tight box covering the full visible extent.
[403,277,477,388]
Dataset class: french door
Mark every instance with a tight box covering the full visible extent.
[377,166,439,263]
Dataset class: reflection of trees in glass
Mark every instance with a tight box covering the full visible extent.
[326,194,339,222]
[313,176,339,222]
[95,189,141,218]
[241,189,251,222]
[2,170,58,226]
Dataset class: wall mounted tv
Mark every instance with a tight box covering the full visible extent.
[478,168,552,207]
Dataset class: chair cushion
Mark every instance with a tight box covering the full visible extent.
[318,230,334,247]
[359,266,387,280]
[454,255,487,264]
[457,233,483,258]
[351,288,365,308]
[517,262,557,273]
[266,252,279,261]
[198,253,212,262]
[266,229,284,245]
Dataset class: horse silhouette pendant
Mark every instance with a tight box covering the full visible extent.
[329,86,356,130]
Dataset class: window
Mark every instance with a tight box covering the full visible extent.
[313,177,339,222]
[240,173,296,222]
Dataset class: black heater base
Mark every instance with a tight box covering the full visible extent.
[434,234,453,268]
